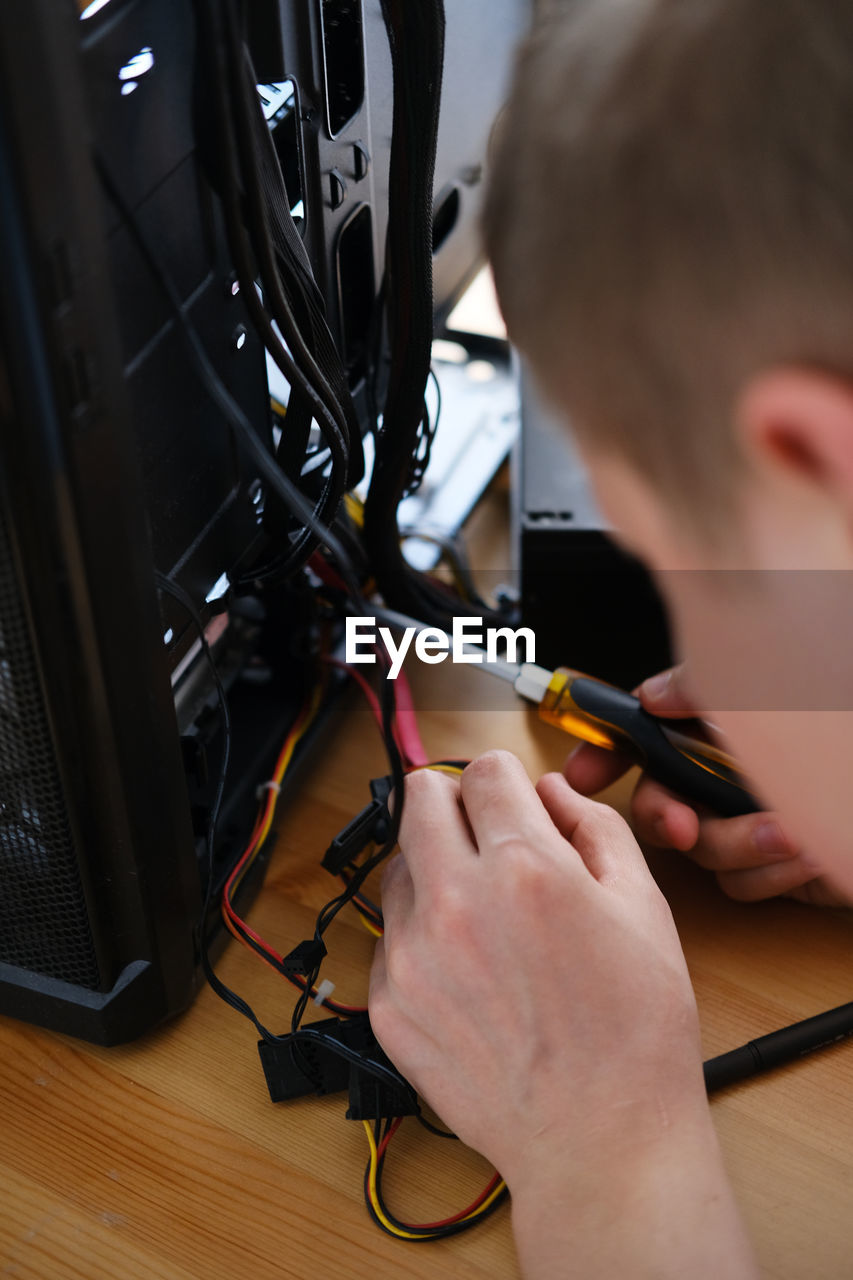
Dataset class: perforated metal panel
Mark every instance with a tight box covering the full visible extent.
[0,511,100,989]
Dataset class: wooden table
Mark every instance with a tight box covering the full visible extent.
[2,484,853,1278]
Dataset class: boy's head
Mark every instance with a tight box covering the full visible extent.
[484,0,853,877]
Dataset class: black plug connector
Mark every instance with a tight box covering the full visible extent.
[346,1061,420,1121]
[258,1018,351,1101]
[258,1011,418,1118]
[322,776,393,874]
[341,1012,419,1120]
[281,936,327,977]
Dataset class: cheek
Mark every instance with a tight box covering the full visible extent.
[666,573,853,715]
[659,580,853,884]
[712,711,853,884]
[653,575,748,707]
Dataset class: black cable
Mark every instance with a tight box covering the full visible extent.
[416,1114,458,1140]
[363,1126,509,1241]
[193,0,348,576]
[291,666,403,1035]
[244,501,369,592]
[365,1183,509,1243]
[222,10,355,459]
[362,0,503,630]
[94,152,355,604]
[151,572,273,1035]
[95,151,408,1086]
[401,366,441,499]
[363,0,453,626]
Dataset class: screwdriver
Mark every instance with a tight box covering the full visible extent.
[507,661,758,818]
[368,606,759,819]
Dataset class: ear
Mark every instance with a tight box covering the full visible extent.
[735,368,853,504]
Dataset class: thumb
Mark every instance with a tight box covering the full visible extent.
[638,664,698,719]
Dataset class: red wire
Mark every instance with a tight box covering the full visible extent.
[307,550,349,593]
[220,696,367,1015]
[375,1119,504,1228]
[325,654,388,735]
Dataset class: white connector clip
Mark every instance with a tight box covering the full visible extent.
[255,780,282,801]
[313,979,336,1007]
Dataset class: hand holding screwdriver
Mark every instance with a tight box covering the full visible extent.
[563,664,843,905]
[515,661,757,819]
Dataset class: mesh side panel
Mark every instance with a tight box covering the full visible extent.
[0,510,101,989]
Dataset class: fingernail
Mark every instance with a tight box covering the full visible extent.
[753,821,793,859]
[642,671,672,701]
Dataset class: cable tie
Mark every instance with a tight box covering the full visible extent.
[255,779,282,800]
[313,979,336,1007]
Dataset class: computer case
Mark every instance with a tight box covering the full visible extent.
[516,376,672,691]
[0,2,206,1040]
[0,0,527,1043]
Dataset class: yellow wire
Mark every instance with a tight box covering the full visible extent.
[344,491,365,528]
[361,1121,507,1238]
[411,763,464,779]
[359,761,511,1234]
[362,1121,423,1239]
[270,395,288,417]
[258,683,324,838]
[230,683,324,898]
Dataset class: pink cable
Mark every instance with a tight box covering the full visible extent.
[324,655,428,768]
[390,667,429,767]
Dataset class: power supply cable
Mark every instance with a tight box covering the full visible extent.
[95,153,351,607]
[192,0,351,577]
[95,154,409,1090]
[362,0,504,630]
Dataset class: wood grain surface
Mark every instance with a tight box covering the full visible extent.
[2,474,853,1278]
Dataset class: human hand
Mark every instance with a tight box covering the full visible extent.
[564,664,851,908]
[370,752,706,1173]
[369,753,755,1277]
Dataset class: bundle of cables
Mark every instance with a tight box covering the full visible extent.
[213,645,509,1241]
[139,316,508,1247]
[193,0,510,627]
[193,0,363,588]
[99,0,510,1242]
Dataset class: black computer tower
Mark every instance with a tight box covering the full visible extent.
[0,0,527,1043]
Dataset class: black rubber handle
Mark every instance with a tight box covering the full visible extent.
[570,678,759,818]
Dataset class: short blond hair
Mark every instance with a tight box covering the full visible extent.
[484,0,853,516]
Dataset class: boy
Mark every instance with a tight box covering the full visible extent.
[368,1,853,1275]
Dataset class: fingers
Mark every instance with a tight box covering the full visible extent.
[638,664,698,718]
[563,664,699,800]
[626,774,810,903]
[629,772,800,868]
[676,814,796,873]
[630,777,701,852]
[562,742,634,795]
[558,661,809,908]
[460,750,571,857]
[716,852,821,902]
[536,772,652,886]
[395,768,477,898]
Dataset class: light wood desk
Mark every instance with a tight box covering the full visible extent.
[2,479,853,1279]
